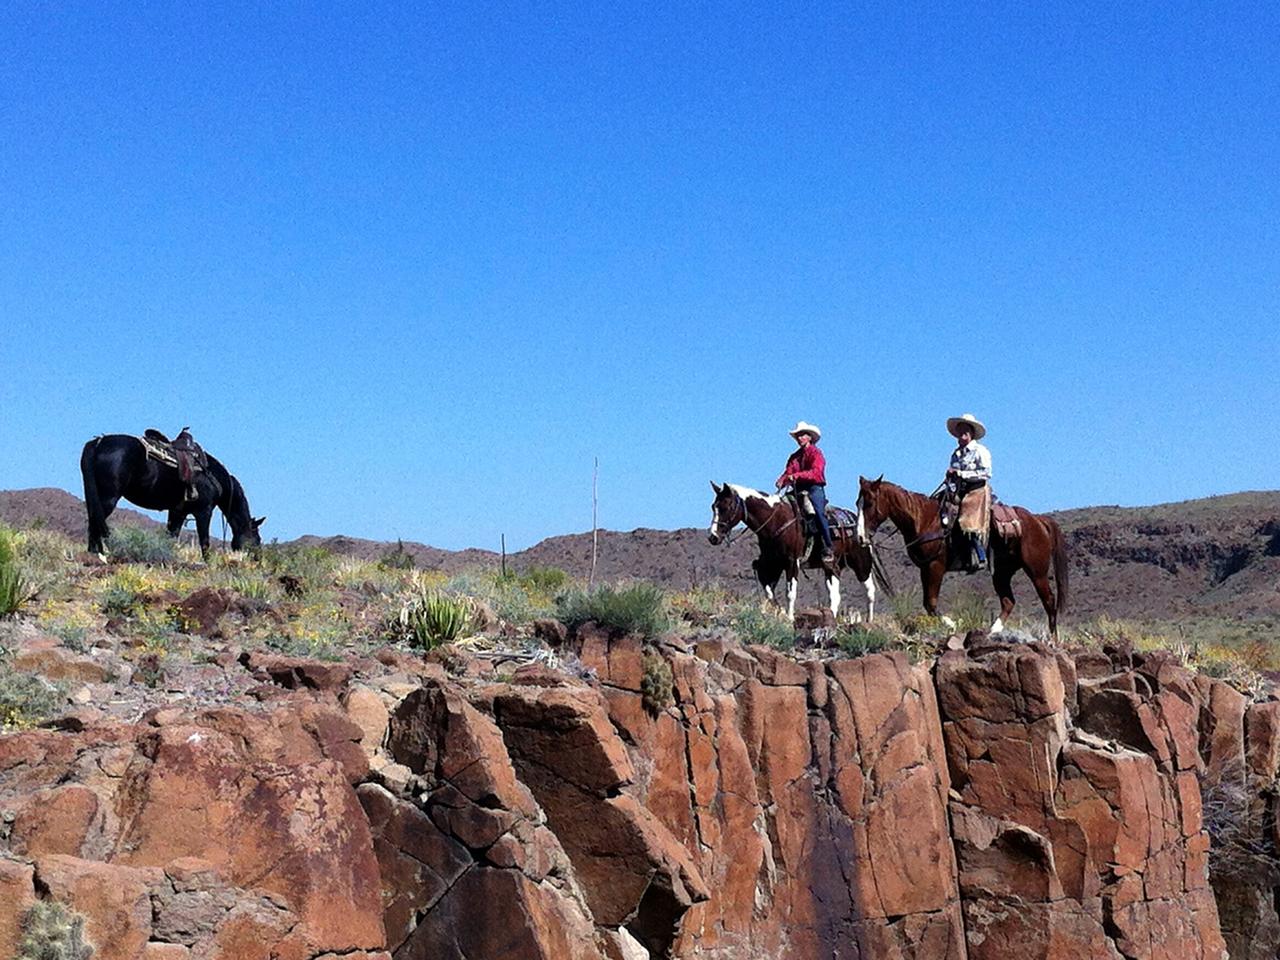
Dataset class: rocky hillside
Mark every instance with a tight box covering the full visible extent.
[7,486,1280,624]
[3,515,1280,958]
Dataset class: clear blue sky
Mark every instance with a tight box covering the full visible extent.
[1,3,1276,550]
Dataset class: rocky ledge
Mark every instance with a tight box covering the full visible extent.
[3,626,1278,959]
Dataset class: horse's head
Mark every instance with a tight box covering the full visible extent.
[707,482,746,545]
[231,515,266,553]
[857,475,887,543]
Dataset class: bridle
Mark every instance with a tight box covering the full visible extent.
[712,489,799,546]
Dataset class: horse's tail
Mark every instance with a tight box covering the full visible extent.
[80,437,107,551]
[1046,517,1069,614]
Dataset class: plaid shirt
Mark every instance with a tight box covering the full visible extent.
[949,441,991,481]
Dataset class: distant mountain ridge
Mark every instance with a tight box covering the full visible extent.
[3,486,1278,623]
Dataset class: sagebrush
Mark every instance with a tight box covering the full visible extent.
[555,583,669,637]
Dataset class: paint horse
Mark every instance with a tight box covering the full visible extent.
[81,434,265,558]
[856,475,1068,639]
[707,482,890,621]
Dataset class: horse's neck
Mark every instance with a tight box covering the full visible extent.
[745,496,791,535]
[886,487,938,541]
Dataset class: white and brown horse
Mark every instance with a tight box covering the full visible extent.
[707,482,891,621]
[856,476,1068,639]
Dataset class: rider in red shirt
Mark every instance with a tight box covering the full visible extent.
[776,421,834,562]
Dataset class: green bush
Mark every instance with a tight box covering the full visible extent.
[393,589,473,650]
[19,899,94,959]
[108,527,176,565]
[511,565,570,596]
[641,650,675,713]
[377,540,416,571]
[836,624,894,658]
[0,648,66,731]
[0,526,35,617]
[948,589,993,633]
[730,603,795,650]
[258,544,335,592]
[555,583,669,638]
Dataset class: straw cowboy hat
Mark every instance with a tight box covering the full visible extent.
[946,413,986,440]
[788,421,822,441]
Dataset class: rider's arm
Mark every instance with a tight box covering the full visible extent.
[953,444,991,481]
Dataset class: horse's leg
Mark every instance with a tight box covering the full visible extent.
[166,510,187,540]
[826,571,842,619]
[194,506,213,560]
[921,563,943,615]
[862,571,876,623]
[90,496,121,555]
[1028,569,1059,642]
[785,563,799,621]
[991,555,1016,633]
[754,558,779,606]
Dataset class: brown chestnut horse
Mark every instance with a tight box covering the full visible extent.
[707,482,892,621]
[856,476,1068,639]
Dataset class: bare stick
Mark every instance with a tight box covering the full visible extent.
[590,456,599,589]
[501,533,507,579]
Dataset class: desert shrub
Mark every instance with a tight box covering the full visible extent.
[0,526,36,617]
[378,539,416,571]
[836,623,894,658]
[947,589,993,633]
[97,568,154,617]
[641,650,675,713]
[226,572,273,601]
[889,589,923,626]
[898,612,947,637]
[670,585,735,628]
[109,527,176,565]
[18,900,94,960]
[257,544,335,592]
[555,583,669,638]
[510,565,570,597]
[1202,769,1280,887]
[731,603,794,650]
[0,648,66,731]
[391,589,473,651]
[13,528,76,596]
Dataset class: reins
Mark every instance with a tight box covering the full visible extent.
[719,490,799,546]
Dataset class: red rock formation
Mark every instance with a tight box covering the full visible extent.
[0,641,1269,959]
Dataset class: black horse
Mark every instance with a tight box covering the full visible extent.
[81,434,265,557]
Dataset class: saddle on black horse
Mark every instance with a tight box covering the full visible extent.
[143,428,209,501]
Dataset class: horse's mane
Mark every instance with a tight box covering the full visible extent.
[727,483,783,506]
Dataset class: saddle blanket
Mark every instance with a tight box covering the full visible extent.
[827,506,858,529]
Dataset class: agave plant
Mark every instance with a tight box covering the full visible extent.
[397,586,473,651]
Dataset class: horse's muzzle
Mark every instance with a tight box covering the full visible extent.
[707,532,721,545]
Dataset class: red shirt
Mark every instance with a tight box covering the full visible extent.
[778,444,826,487]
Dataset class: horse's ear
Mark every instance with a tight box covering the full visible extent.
[253,516,267,528]
[874,473,884,484]
[710,481,722,493]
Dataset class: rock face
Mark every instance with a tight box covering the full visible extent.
[1,639,1270,959]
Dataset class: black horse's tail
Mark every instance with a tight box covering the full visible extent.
[81,437,108,552]
[1046,517,1069,614]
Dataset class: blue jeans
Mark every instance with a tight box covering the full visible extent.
[803,484,834,551]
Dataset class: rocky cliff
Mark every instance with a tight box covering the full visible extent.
[2,629,1277,959]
